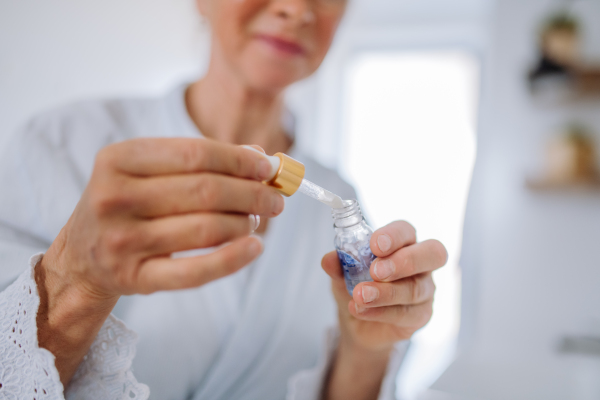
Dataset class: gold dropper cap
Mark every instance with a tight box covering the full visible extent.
[266,153,305,196]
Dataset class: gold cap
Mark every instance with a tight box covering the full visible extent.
[266,153,305,196]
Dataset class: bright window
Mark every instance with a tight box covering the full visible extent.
[341,50,479,399]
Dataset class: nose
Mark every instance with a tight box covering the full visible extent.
[270,0,316,25]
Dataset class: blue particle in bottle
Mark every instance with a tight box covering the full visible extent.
[337,246,375,296]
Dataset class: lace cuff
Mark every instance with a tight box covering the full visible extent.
[0,253,149,400]
[66,315,150,399]
[286,326,409,400]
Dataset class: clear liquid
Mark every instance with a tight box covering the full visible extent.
[298,179,345,209]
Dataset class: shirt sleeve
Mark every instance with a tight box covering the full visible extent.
[286,326,409,400]
[0,253,150,400]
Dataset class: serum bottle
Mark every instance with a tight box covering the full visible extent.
[244,146,375,295]
[332,200,376,296]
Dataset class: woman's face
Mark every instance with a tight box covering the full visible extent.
[198,0,347,91]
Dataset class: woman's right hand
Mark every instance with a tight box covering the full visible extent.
[36,138,284,385]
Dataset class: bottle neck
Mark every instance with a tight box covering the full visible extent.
[332,200,365,230]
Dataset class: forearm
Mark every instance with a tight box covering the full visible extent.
[35,239,118,387]
[323,336,392,400]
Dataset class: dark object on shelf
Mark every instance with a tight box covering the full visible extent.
[528,11,600,100]
[529,55,569,83]
[558,335,600,358]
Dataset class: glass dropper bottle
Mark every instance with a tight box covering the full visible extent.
[244,146,376,295]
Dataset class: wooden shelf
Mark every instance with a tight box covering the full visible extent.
[526,177,600,192]
[529,65,600,105]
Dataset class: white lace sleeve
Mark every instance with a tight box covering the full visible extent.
[286,326,409,400]
[0,254,150,400]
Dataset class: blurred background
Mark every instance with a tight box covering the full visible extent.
[1,0,599,399]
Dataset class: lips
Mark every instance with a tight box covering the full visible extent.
[254,34,306,56]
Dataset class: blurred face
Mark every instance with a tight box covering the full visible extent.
[198,0,347,91]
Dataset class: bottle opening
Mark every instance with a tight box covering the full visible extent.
[332,199,363,228]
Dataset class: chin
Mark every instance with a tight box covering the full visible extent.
[240,56,311,92]
[247,72,299,92]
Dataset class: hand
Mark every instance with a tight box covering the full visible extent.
[321,221,447,400]
[37,138,284,384]
[46,138,283,297]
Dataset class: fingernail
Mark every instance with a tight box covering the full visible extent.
[248,214,260,233]
[355,302,362,314]
[362,286,379,303]
[272,195,284,214]
[374,259,394,280]
[258,159,272,180]
[377,234,392,252]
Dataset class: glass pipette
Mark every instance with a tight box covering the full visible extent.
[297,179,345,209]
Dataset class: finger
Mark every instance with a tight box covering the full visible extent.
[322,251,354,308]
[353,273,435,309]
[370,221,416,257]
[350,299,433,328]
[100,138,273,180]
[370,239,447,282]
[138,213,256,256]
[137,235,263,293]
[321,251,344,280]
[130,173,284,217]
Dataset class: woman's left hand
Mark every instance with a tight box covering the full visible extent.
[322,219,447,351]
[321,221,447,400]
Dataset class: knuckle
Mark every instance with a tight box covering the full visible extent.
[88,188,115,216]
[103,226,136,254]
[182,142,207,171]
[251,185,270,213]
[388,283,398,304]
[232,150,247,176]
[114,265,137,291]
[396,304,411,320]
[195,176,219,207]
[89,185,133,216]
[192,216,212,245]
[408,276,421,303]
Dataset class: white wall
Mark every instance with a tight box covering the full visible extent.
[0,0,208,148]
[433,1,600,398]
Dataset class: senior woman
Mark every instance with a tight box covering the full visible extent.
[0,0,447,399]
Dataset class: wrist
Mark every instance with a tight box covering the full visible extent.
[35,235,119,385]
[323,333,392,400]
[38,233,119,319]
[336,334,393,377]
[36,254,119,336]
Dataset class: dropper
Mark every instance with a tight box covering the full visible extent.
[243,146,345,209]
[297,179,345,209]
